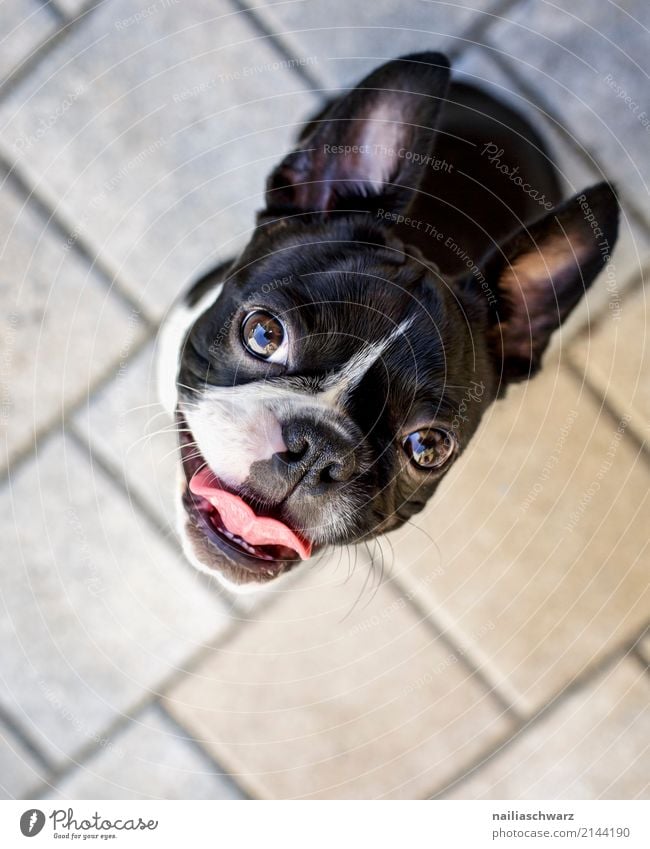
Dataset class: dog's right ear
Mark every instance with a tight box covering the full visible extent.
[481,182,619,385]
[265,52,450,216]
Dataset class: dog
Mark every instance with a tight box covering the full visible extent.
[157,51,618,592]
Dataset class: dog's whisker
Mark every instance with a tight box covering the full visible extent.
[328,537,346,578]
[158,442,200,464]
[176,382,204,396]
[348,542,357,581]
[127,425,192,449]
[381,533,396,574]
[124,426,193,456]
[138,409,182,435]
[376,537,389,590]
[366,539,381,591]
[121,401,176,414]
[406,519,443,575]
[341,544,377,621]
[362,539,384,607]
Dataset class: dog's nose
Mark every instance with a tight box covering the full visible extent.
[282,418,357,484]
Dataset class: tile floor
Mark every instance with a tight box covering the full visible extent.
[0,0,648,800]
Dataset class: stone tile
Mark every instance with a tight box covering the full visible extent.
[485,0,650,224]
[0,176,146,471]
[45,705,244,799]
[165,562,512,799]
[0,721,45,799]
[452,50,650,336]
[0,434,228,767]
[0,0,58,82]
[0,0,316,319]
[569,284,650,448]
[72,341,177,530]
[250,0,503,88]
[390,363,650,715]
[446,657,650,799]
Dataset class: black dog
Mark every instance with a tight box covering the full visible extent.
[157,52,618,591]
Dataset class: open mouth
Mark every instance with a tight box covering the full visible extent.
[177,411,313,584]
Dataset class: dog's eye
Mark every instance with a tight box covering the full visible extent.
[241,310,288,364]
[403,428,456,470]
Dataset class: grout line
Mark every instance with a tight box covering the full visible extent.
[0,329,156,488]
[231,0,524,94]
[51,0,105,22]
[388,571,521,723]
[429,618,650,799]
[0,152,155,325]
[25,617,251,799]
[63,423,270,623]
[569,262,647,340]
[25,615,249,797]
[631,647,650,678]
[64,424,253,620]
[52,401,303,625]
[629,625,650,678]
[229,0,327,95]
[65,425,175,540]
[0,2,96,103]
[0,704,57,775]
[35,0,66,21]
[564,357,650,464]
[154,702,252,799]
[447,0,525,60]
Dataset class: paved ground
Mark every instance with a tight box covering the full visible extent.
[0,0,648,799]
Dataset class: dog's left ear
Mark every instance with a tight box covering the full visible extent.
[482,182,619,385]
[265,52,450,215]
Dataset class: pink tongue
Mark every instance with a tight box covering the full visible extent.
[189,468,312,560]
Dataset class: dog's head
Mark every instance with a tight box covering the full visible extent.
[164,53,618,590]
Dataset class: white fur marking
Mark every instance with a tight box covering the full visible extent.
[156,283,224,415]
[320,316,414,406]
